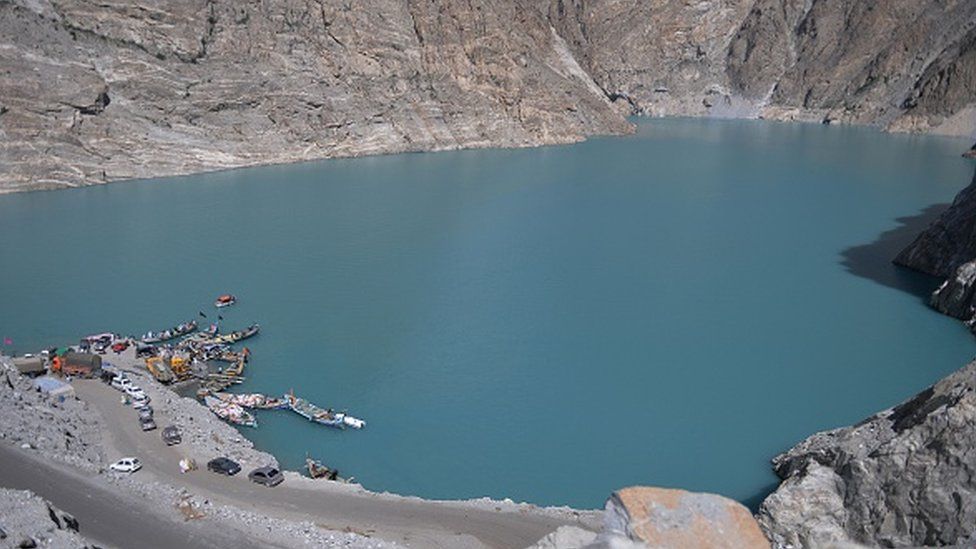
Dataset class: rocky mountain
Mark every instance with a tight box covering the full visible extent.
[546,0,976,129]
[2,0,976,192]
[758,359,976,547]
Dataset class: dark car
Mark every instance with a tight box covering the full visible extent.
[161,425,182,446]
[248,466,284,487]
[207,457,241,476]
[139,416,157,431]
[135,343,157,358]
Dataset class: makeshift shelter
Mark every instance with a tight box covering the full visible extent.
[33,376,75,400]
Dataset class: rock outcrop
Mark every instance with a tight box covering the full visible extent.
[605,486,768,548]
[529,486,769,548]
[2,0,976,192]
[896,169,976,279]
[0,358,103,471]
[0,488,96,548]
[758,360,976,547]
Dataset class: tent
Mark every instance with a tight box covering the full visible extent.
[33,376,75,400]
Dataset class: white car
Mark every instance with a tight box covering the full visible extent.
[109,457,142,473]
[124,385,146,398]
[110,377,132,391]
[131,394,151,408]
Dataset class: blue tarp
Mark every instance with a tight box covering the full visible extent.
[33,376,74,399]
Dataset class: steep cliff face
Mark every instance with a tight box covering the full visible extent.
[758,360,976,547]
[550,0,976,130]
[2,0,976,193]
[0,0,630,192]
[896,169,976,278]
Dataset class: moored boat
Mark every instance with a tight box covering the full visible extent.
[203,395,257,427]
[214,294,237,308]
[212,323,260,345]
[284,391,366,429]
[141,320,198,344]
[213,392,287,410]
[305,455,345,481]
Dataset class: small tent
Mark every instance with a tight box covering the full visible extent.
[33,376,75,400]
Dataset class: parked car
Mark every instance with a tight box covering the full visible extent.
[248,466,284,487]
[135,344,157,358]
[139,416,157,431]
[131,394,151,409]
[207,457,241,476]
[138,406,153,420]
[110,376,132,391]
[109,457,141,473]
[161,425,182,446]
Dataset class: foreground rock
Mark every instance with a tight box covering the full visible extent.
[758,360,976,547]
[0,488,96,548]
[0,358,102,472]
[530,486,768,548]
[2,0,976,192]
[605,487,767,548]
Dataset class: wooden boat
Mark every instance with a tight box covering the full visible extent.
[203,395,257,427]
[284,391,366,429]
[141,321,198,344]
[214,294,237,308]
[213,392,287,410]
[212,324,260,345]
[305,455,343,481]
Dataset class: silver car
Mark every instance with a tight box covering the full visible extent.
[248,466,284,487]
[139,416,157,431]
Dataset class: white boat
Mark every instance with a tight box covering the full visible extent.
[204,395,257,427]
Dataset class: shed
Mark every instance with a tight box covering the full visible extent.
[33,376,75,400]
[12,357,45,377]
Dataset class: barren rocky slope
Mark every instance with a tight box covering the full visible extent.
[2,0,976,192]
[549,0,976,130]
[758,360,976,548]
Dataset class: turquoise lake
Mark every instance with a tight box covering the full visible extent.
[1,119,975,509]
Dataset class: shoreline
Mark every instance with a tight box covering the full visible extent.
[0,347,599,548]
[1,113,962,197]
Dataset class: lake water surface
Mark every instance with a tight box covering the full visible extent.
[2,119,975,509]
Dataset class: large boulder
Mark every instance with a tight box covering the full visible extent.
[758,360,976,547]
[604,486,768,548]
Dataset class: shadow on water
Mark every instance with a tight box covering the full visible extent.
[840,204,949,300]
[741,480,782,513]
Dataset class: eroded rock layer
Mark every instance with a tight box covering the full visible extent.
[2,0,976,192]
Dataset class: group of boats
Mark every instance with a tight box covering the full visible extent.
[138,293,365,481]
[202,390,367,431]
[141,320,198,344]
[203,395,257,427]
